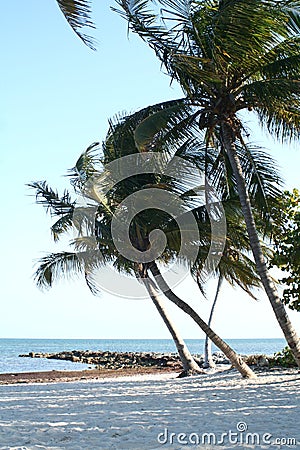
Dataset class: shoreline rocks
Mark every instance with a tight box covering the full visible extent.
[19,350,232,370]
[19,350,287,370]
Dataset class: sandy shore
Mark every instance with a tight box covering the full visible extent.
[0,367,299,449]
[0,366,178,386]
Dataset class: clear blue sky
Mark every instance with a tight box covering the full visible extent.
[0,0,299,339]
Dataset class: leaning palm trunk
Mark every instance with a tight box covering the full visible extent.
[139,271,204,376]
[203,275,223,369]
[149,262,256,379]
[221,123,300,367]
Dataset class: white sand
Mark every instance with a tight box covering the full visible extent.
[0,368,299,449]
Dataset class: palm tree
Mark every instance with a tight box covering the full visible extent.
[137,265,203,375]
[98,107,282,377]
[203,275,223,368]
[195,199,264,368]
[98,110,263,377]
[116,0,300,366]
[29,109,257,378]
[146,260,258,378]
[201,250,261,368]
[56,0,96,50]
[29,182,202,377]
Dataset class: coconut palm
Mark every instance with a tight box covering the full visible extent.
[151,202,263,370]
[203,275,223,368]
[200,241,262,368]
[97,107,282,376]
[29,108,258,378]
[29,180,202,376]
[116,0,300,366]
[56,0,96,50]
[194,190,268,368]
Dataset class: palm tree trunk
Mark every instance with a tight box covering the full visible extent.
[221,123,300,367]
[137,268,204,375]
[149,261,256,379]
[203,275,223,368]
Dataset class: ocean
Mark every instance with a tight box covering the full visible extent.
[0,338,286,374]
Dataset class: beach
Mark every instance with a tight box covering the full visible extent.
[0,367,299,449]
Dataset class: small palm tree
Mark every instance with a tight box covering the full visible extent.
[203,275,223,368]
[117,0,300,366]
[199,230,262,369]
[29,178,202,376]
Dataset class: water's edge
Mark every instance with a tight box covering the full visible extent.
[0,338,286,374]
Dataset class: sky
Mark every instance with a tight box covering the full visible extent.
[0,0,300,340]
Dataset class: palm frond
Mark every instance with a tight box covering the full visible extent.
[171,53,223,88]
[244,78,300,107]
[205,140,283,224]
[236,142,283,217]
[34,251,84,290]
[282,0,300,35]
[71,236,98,252]
[255,101,300,143]
[258,37,300,79]
[134,103,192,151]
[34,247,108,294]
[103,99,191,160]
[113,0,174,58]
[51,212,74,242]
[68,142,101,190]
[56,0,97,50]
[28,181,75,216]
[71,205,98,236]
[220,252,261,299]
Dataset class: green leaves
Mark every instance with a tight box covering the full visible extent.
[118,0,300,143]
[212,0,286,71]
[27,181,76,241]
[34,249,105,294]
[282,0,300,35]
[68,142,100,190]
[34,252,83,290]
[255,100,300,143]
[270,189,300,310]
[133,101,192,151]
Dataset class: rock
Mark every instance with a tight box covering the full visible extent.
[257,356,269,367]
[18,349,271,372]
[243,354,269,367]
[71,356,80,363]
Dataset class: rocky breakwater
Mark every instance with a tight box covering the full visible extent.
[19,350,183,370]
[19,350,232,370]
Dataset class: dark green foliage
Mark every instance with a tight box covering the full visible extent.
[29,99,282,298]
[27,181,76,241]
[271,346,297,367]
[270,189,300,311]
[117,0,300,142]
[34,252,83,290]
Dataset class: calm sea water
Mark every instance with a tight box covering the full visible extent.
[0,338,286,374]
